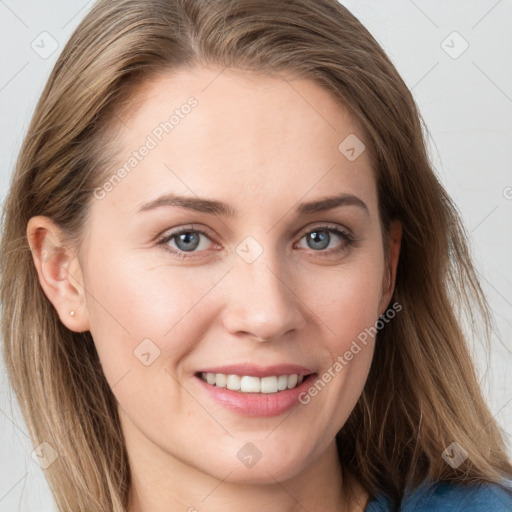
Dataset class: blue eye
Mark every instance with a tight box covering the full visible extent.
[172,231,201,251]
[156,225,356,260]
[296,226,356,256]
[157,228,213,258]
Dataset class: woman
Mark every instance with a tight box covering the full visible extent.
[1,0,511,511]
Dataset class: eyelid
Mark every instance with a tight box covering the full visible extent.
[157,223,215,240]
[295,221,352,239]
[156,225,217,246]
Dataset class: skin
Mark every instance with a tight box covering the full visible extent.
[27,65,401,512]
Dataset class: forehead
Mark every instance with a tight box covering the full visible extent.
[94,65,377,220]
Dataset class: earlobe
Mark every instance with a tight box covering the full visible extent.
[379,219,402,316]
[27,216,90,332]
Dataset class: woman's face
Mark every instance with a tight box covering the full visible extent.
[69,66,400,483]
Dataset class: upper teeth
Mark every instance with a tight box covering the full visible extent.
[201,373,305,393]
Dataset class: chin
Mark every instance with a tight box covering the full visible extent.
[195,438,314,484]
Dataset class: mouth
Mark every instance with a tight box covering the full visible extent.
[196,371,315,394]
[193,363,317,416]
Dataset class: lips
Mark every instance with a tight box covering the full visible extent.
[193,363,317,417]
[196,363,314,378]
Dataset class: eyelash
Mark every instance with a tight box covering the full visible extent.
[156,224,357,260]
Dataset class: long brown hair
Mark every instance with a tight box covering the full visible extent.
[1,0,511,510]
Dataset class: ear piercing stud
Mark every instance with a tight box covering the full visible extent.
[70,310,75,317]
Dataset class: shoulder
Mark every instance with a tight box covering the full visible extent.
[403,479,512,511]
[365,478,512,512]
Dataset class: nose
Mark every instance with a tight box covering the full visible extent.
[221,251,306,343]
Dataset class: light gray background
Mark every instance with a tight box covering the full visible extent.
[1,1,511,510]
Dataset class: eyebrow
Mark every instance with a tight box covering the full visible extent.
[135,192,369,217]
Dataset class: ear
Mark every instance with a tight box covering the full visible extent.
[378,219,402,316]
[26,216,90,332]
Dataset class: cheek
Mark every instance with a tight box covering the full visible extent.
[296,249,384,410]
[82,247,228,386]
[295,264,382,433]
[82,257,220,430]
[301,252,385,344]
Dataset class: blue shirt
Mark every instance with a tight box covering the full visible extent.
[365,478,512,511]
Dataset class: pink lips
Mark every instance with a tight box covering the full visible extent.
[194,363,316,417]
[196,363,314,378]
